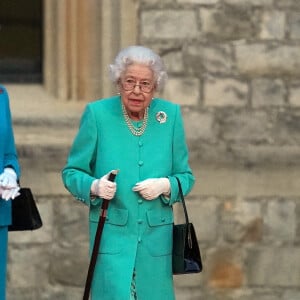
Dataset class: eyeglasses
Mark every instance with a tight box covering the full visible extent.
[121,78,154,93]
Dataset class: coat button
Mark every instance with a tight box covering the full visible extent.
[138,237,142,243]
[138,199,143,204]
[138,160,144,166]
[137,219,143,224]
[138,141,143,147]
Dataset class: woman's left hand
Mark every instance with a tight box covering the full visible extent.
[132,178,170,200]
[0,168,18,188]
[0,168,20,200]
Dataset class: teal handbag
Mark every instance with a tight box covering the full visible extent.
[172,177,202,275]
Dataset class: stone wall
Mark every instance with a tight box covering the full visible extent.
[6,0,300,299]
[139,1,300,299]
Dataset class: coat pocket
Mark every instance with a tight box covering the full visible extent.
[145,209,173,257]
[89,207,129,254]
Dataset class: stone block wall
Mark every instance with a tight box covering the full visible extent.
[6,0,300,299]
[142,1,300,299]
[140,0,300,167]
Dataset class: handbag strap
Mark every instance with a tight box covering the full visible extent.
[175,177,194,248]
[174,177,189,225]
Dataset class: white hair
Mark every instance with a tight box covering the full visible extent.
[109,45,168,90]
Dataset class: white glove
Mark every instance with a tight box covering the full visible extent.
[132,178,170,200]
[0,186,20,201]
[90,171,117,200]
[0,168,20,201]
[0,168,18,188]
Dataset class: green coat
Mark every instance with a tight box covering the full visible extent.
[62,96,195,300]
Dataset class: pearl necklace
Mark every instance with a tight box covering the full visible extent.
[122,104,149,136]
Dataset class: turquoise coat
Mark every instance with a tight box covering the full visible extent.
[0,86,20,300]
[62,96,195,300]
[0,86,20,225]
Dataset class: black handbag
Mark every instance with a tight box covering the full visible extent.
[8,187,43,231]
[172,177,202,275]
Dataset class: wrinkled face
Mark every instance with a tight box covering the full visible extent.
[118,63,156,120]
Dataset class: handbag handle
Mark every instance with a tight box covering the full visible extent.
[174,177,193,248]
[174,177,189,225]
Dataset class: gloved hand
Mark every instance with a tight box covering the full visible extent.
[90,170,117,200]
[0,168,20,201]
[0,168,18,188]
[132,178,170,200]
[0,186,20,201]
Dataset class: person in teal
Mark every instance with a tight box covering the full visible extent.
[0,86,20,300]
[62,46,195,300]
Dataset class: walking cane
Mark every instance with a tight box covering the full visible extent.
[83,170,118,300]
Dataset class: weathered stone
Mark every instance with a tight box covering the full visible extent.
[50,245,89,286]
[8,245,50,288]
[230,144,300,165]
[289,12,300,39]
[259,10,285,39]
[274,0,300,9]
[141,10,199,39]
[283,290,300,300]
[246,247,300,287]
[236,44,300,76]
[162,51,184,74]
[204,78,248,107]
[251,78,285,107]
[182,110,218,142]
[224,0,273,5]
[162,77,200,105]
[192,164,300,198]
[221,111,271,143]
[264,199,297,242]
[186,44,233,75]
[141,0,173,5]
[200,6,255,41]
[290,85,300,106]
[296,203,300,243]
[222,201,263,243]
[207,248,244,289]
[54,197,89,245]
[272,111,300,144]
[178,0,219,4]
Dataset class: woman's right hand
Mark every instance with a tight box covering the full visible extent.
[0,186,20,201]
[90,171,117,200]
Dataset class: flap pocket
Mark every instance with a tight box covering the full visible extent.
[146,209,173,227]
[90,207,128,226]
[106,208,128,226]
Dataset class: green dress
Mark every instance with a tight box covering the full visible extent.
[62,96,195,300]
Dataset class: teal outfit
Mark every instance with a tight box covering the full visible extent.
[62,96,195,300]
[0,86,20,300]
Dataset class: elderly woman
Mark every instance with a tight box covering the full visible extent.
[62,45,195,300]
[0,85,20,300]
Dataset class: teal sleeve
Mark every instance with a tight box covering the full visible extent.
[1,86,20,178]
[62,104,100,206]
